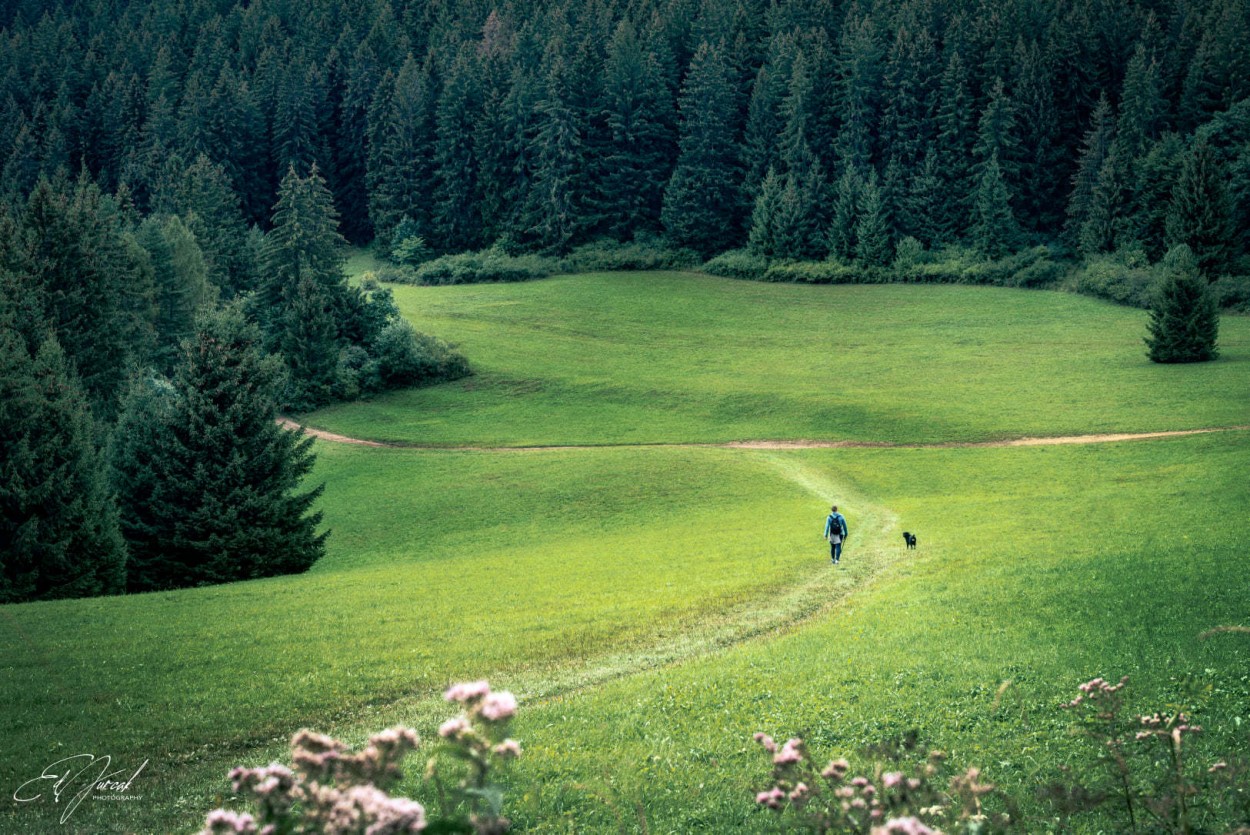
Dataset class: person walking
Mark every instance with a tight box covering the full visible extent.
[824,505,848,565]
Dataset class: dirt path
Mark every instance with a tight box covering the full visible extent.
[277,418,1249,451]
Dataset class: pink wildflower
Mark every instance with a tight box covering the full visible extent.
[870,816,937,835]
[479,691,518,721]
[773,738,804,765]
[439,717,470,739]
[444,680,492,703]
[755,787,786,809]
[851,776,869,788]
[822,758,850,779]
[753,732,777,753]
[789,782,810,801]
[493,739,522,759]
[201,809,259,835]
[882,771,903,789]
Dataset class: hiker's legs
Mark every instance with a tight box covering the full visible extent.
[830,541,842,563]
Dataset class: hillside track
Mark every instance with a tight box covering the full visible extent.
[277,418,1250,451]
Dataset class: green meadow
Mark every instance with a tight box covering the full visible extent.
[1,273,1248,832]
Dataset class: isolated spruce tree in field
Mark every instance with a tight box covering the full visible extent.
[1146,245,1219,363]
[0,317,126,603]
[1165,135,1234,276]
[662,40,743,257]
[112,305,326,592]
[971,153,1020,259]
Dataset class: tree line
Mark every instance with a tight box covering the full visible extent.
[0,0,1246,272]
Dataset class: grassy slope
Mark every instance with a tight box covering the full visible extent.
[305,272,1250,445]
[1,273,1247,832]
[508,435,1250,831]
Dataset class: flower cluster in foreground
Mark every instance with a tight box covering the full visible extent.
[200,680,520,835]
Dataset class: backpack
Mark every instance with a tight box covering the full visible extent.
[828,514,843,538]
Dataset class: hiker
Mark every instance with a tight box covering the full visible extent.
[824,505,848,565]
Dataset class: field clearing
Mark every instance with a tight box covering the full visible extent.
[308,272,1250,445]
[2,273,1247,832]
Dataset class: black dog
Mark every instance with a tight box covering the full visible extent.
[903,532,917,549]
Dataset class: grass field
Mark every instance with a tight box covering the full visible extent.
[1,271,1247,833]
[308,272,1250,445]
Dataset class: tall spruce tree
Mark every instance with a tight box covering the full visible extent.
[433,44,483,252]
[1066,95,1116,245]
[1145,244,1219,363]
[854,171,890,267]
[521,48,585,254]
[827,164,863,262]
[1165,135,1234,276]
[934,50,976,239]
[111,304,326,592]
[1,318,126,603]
[135,214,214,370]
[661,40,742,256]
[971,153,1020,258]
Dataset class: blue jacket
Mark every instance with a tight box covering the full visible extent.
[824,513,847,538]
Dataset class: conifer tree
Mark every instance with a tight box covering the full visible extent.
[1165,135,1234,276]
[662,40,742,256]
[973,78,1020,187]
[933,50,976,239]
[135,214,213,370]
[971,153,1019,259]
[854,171,890,267]
[1078,145,1130,256]
[1145,244,1219,363]
[747,167,783,257]
[741,61,786,207]
[904,153,943,246]
[434,44,483,252]
[833,9,882,170]
[599,19,675,239]
[368,56,437,247]
[280,275,340,410]
[1066,95,1116,245]
[112,304,327,592]
[1,319,126,603]
[1117,43,1165,161]
[18,176,140,413]
[827,164,862,262]
[175,154,254,299]
[257,164,347,330]
[522,49,585,254]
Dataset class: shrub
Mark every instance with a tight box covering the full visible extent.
[702,249,770,280]
[892,237,927,273]
[373,320,469,387]
[390,234,432,267]
[763,260,873,284]
[200,680,522,835]
[563,238,701,272]
[368,264,422,285]
[414,250,558,285]
[1211,274,1250,312]
[1067,254,1160,308]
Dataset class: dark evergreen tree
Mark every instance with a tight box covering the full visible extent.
[17,176,141,413]
[280,275,340,410]
[1079,145,1131,256]
[1066,95,1116,245]
[661,40,742,256]
[973,78,1020,187]
[0,321,126,603]
[367,57,437,247]
[111,305,327,592]
[854,171,890,267]
[747,166,783,257]
[933,50,976,239]
[135,214,213,369]
[833,8,882,170]
[175,154,254,298]
[599,18,675,239]
[1165,135,1234,276]
[971,153,1019,258]
[904,153,944,246]
[1145,245,1219,363]
[1117,42,1165,161]
[520,48,585,254]
[827,164,862,262]
[434,44,483,253]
